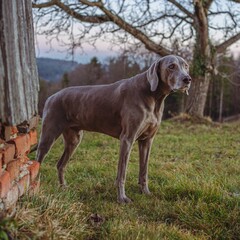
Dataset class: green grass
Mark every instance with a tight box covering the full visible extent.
[10,120,240,239]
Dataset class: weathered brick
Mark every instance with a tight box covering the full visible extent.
[27,161,40,182]
[28,116,39,130]
[10,134,30,157]
[0,139,5,148]
[1,143,15,165]
[28,179,40,196]
[18,156,28,164]
[17,174,30,197]
[29,130,37,146]
[4,126,18,141]
[0,152,2,173]
[6,159,23,182]
[3,184,19,209]
[0,171,11,198]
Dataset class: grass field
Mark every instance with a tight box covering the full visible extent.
[4,119,240,239]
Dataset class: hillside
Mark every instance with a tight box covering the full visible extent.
[36,57,78,82]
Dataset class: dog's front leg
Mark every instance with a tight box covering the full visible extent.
[138,138,154,195]
[116,137,134,203]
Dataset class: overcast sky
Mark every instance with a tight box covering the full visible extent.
[34,33,120,63]
[35,33,240,63]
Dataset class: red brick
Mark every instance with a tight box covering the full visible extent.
[1,143,15,165]
[17,174,30,197]
[16,155,29,165]
[6,159,23,182]
[0,138,5,148]
[10,134,31,157]
[4,126,18,141]
[0,171,11,198]
[3,184,19,209]
[22,155,30,164]
[27,161,40,182]
[29,130,37,146]
[0,152,2,173]
[28,179,40,196]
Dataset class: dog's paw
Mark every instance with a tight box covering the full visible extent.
[140,188,151,195]
[59,183,68,190]
[140,186,151,195]
[117,196,133,204]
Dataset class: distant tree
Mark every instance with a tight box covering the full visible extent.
[88,57,103,84]
[230,57,240,116]
[38,79,50,116]
[33,0,240,117]
[68,54,142,85]
[69,57,103,85]
[68,64,85,86]
[205,54,240,120]
[38,78,62,115]
[105,55,141,83]
[61,72,69,88]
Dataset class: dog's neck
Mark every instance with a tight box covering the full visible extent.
[150,78,170,115]
[137,72,169,114]
[152,78,170,99]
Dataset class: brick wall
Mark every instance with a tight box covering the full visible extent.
[0,119,40,213]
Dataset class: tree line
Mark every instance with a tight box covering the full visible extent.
[38,53,240,121]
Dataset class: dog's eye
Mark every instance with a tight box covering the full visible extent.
[184,64,189,69]
[168,64,175,70]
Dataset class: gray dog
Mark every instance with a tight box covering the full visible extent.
[37,55,191,203]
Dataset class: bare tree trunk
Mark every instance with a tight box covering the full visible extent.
[208,78,213,117]
[186,75,210,117]
[219,78,224,122]
[185,37,212,117]
[185,0,212,118]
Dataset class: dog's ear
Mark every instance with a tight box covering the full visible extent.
[147,59,161,92]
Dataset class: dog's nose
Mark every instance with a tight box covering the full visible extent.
[183,76,192,84]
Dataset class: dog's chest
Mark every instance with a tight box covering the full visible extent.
[137,115,160,140]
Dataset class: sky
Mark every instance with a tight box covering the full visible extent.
[35,33,240,63]
[35,34,119,63]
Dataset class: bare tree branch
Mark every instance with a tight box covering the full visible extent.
[33,0,110,23]
[32,0,240,57]
[167,0,194,19]
[79,0,171,55]
[216,32,240,53]
[204,0,214,10]
[32,0,57,8]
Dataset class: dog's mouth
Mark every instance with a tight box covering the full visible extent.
[181,87,190,95]
[172,86,190,95]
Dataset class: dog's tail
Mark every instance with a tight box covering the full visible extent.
[30,144,38,153]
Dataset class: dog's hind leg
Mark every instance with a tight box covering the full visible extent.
[37,117,65,164]
[57,128,83,186]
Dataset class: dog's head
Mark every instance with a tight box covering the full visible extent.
[147,55,191,95]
